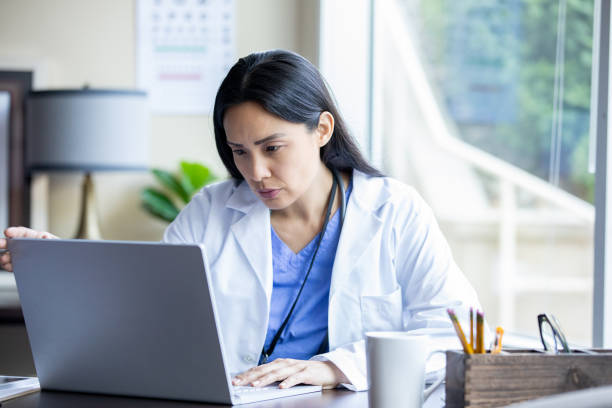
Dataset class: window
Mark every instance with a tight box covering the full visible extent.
[371,0,595,345]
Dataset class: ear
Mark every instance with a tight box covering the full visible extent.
[315,111,335,147]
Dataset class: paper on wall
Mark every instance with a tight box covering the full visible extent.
[136,0,235,115]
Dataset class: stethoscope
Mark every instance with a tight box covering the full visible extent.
[335,168,347,224]
[260,167,347,364]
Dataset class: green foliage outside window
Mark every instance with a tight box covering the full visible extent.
[416,0,595,202]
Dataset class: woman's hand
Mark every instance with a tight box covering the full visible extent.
[232,359,349,389]
[0,227,59,272]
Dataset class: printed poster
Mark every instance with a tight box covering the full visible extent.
[137,0,235,114]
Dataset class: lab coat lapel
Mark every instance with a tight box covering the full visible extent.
[227,182,273,298]
[330,171,385,301]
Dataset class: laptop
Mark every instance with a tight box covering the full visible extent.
[8,238,322,405]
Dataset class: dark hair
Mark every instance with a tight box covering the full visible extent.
[213,49,382,179]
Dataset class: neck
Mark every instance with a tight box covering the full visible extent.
[273,164,334,225]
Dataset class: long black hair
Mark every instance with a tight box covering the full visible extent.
[213,49,382,179]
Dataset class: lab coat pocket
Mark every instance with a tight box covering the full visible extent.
[360,287,403,332]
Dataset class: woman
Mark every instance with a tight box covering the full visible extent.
[1,50,480,391]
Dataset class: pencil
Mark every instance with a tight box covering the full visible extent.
[492,326,504,354]
[447,309,474,354]
[476,311,484,354]
[469,307,474,350]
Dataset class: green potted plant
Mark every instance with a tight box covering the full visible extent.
[141,161,218,223]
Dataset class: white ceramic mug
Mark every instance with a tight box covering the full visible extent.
[366,332,444,408]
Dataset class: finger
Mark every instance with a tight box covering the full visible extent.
[233,364,277,385]
[0,238,6,249]
[279,367,310,389]
[1,252,10,265]
[5,227,57,240]
[252,364,306,387]
[5,227,39,239]
[2,262,12,272]
[232,359,295,386]
[233,366,267,386]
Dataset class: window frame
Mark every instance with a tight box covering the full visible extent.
[593,0,612,348]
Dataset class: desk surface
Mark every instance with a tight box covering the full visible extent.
[3,386,446,408]
[4,389,365,408]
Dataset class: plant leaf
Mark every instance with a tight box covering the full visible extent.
[152,168,191,203]
[141,188,180,222]
[180,161,216,196]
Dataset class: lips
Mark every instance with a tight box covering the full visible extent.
[257,188,281,199]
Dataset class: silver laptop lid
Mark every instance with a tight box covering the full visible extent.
[9,239,232,404]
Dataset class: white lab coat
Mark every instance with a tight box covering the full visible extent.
[163,170,480,391]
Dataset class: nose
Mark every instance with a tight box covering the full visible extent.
[246,155,271,182]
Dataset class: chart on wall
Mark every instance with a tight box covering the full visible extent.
[136,0,235,115]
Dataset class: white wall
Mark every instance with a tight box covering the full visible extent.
[319,0,371,159]
[0,0,319,240]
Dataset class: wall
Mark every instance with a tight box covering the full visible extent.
[0,0,319,240]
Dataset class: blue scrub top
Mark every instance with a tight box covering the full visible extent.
[262,182,352,363]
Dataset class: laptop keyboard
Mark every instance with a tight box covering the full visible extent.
[232,383,322,404]
[234,384,282,394]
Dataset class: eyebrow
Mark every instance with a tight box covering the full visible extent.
[226,133,286,147]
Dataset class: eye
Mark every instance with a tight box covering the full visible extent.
[266,145,281,153]
[232,149,246,156]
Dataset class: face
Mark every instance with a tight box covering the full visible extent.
[223,101,333,210]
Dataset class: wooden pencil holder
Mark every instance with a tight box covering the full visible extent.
[445,349,612,407]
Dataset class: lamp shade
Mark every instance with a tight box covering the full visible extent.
[26,90,149,172]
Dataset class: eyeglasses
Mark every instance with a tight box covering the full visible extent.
[538,313,570,353]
